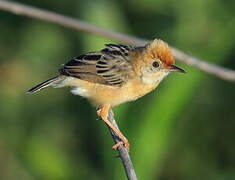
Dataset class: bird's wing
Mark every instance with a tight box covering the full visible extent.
[59,44,136,86]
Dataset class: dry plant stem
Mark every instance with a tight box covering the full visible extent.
[0,1,235,82]
[0,1,136,178]
[1,1,232,179]
[107,111,137,180]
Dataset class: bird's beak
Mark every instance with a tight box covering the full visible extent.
[169,65,186,73]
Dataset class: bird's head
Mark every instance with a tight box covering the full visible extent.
[132,39,185,85]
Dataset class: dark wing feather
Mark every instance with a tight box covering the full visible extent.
[59,44,136,86]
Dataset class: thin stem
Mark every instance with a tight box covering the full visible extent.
[0,1,235,82]
[107,111,137,180]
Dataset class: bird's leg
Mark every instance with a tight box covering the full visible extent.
[110,109,114,116]
[97,108,114,117]
[97,104,129,152]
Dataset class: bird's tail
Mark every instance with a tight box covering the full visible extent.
[27,76,64,94]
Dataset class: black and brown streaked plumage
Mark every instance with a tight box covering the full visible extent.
[28,39,185,152]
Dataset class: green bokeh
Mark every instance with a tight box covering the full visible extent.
[0,0,235,179]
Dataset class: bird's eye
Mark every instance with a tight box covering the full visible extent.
[152,61,159,68]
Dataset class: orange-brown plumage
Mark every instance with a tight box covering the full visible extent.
[144,39,175,67]
[130,39,175,75]
[28,39,185,152]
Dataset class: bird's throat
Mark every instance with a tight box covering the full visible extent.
[141,72,169,85]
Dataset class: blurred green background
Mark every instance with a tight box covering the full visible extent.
[0,0,235,179]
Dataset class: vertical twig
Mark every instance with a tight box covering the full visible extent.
[107,111,138,180]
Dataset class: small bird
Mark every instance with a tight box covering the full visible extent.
[28,39,185,152]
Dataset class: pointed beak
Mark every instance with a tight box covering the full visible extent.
[169,65,186,73]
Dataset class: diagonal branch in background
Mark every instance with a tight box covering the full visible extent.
[0,1,138,179]
[0,1,235,82]
[1,0,234,179]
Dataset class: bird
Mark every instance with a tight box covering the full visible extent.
[27,39,185,152]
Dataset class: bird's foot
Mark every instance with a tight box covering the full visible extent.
[97,104,129,152]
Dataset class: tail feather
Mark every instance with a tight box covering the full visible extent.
[27,76,62,94]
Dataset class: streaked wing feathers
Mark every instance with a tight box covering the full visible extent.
[59,44,135,86]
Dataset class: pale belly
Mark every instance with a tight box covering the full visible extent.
[59,77,159,107]
[85,80,159,107]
